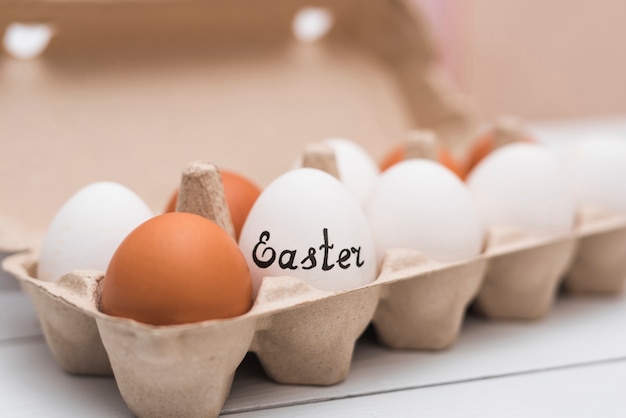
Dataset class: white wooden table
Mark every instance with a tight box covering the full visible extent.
[2,119,626,417]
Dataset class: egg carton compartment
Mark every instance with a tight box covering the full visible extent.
[16,263,112,375]
[474,227,577,320]
[564,207,626,294]
[5,206,626,417]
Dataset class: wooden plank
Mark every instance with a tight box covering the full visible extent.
[223,294,626,413]
[0,265,41,342]
[226,358,626,417]
[0,341,128,417]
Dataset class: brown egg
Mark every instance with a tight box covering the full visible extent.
[165,170,261,240]
[380,145,465,179]
[100,212,252,325]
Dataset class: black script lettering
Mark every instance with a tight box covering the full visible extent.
[319,228,335,271]
[250,229,365,271]
[279,250,298,270]
[252,231,276,268]
[337,248,351,269]
[351,247,364,267]
[301,248,317,270]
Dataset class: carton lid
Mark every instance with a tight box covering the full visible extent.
[0,0,476,252]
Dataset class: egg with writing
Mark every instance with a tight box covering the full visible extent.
[564,135,626,213]
[238,168,378,296]
[101,212,252,325]
[38,182,153,282]
[365,160,484,262]
[467,143,575,235]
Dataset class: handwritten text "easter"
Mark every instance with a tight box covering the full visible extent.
[252,229,365,271]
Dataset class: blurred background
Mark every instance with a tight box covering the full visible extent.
[416,0,626,121]
[2,0,626,218]
[5,0,626,123]
[3,0,626,219]
[7,0,626,116]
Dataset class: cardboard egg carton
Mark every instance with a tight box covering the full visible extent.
[3,0,626,416]
[4,205,626,417]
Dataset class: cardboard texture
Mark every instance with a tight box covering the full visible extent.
[0,247,490,416]
[0,0,474,254]
[474,229,578,320]
[302,143,341,179]
[2,1,626,417]
[5,207,626,417]
[565,207,626,294]
[18,266,112,375]
[404,130,439,161]
[176,162,236,239]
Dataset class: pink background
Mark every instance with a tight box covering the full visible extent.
[414,0,626,122]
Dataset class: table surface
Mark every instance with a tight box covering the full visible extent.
[3,118,626,417]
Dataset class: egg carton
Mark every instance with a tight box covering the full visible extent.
[4,206,626,417]
[2,1,626,416]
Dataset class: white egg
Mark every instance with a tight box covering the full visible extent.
[239,168,377,296]
[365,160,484,263]
[38,182,153,282]
[467,143,575,236]
[564,135,626,213]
